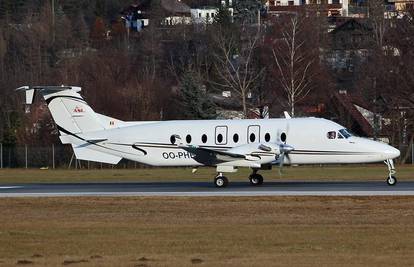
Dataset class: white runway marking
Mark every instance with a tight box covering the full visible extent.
[1,190,414,197]
[0,186,23,190]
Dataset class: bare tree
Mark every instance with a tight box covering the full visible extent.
[272,15,315,117]
[212,27,264,117]
[368,0,391,50]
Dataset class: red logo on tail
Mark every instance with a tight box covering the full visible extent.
[74,106,85,113]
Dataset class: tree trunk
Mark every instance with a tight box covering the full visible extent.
[242,91,247,118]
[401,133,413,164]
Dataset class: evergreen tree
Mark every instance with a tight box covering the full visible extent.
[1,111,21,146]
[233,0,261,25]
[213,5,232,26]
[179,72,216,119]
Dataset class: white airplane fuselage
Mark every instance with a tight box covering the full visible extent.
[77,118,400,167]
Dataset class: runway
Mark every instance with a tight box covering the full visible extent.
[1,181,414,197]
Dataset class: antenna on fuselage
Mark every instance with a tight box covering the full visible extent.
[283,111,291,119]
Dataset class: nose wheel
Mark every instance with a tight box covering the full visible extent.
[387,175,397,186]
[384,159,397,186]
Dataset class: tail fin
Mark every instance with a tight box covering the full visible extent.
[17,86,123,165]
[17,86,107,134]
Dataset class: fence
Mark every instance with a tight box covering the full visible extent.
[0,144,141,169]
[0,143,413,169]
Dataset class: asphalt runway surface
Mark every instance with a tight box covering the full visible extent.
[1,181,414,197]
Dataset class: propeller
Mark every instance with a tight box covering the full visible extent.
[277,121,294,175]
[278,143,294,173]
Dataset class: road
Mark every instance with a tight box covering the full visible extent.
[1,181,414,196]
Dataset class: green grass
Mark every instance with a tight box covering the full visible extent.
[1,196,414,266]
[0,164,412,183]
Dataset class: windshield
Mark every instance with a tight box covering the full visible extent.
[339,129,352,139]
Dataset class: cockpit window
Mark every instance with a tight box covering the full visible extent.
[327,131,336,139]
[339,129,352,139]
[338,132,344,139]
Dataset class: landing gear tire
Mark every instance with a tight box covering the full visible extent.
[384,159,397,186]
[249,174,264,186]
[215,176,229,188]
[387,175,397,186]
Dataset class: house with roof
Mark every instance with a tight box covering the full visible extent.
[265,0,345,17]
[121,0,192,30]
[191,6,218,23]
[161,0,192,25]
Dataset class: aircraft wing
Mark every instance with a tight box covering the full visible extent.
[179,145,246,162]
[178,143,278,163]
[173,135,291,164]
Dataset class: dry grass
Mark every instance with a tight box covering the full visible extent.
[0,164,413,184]
[1,197,414,266]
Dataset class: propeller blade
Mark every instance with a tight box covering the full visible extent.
[278,152,285,176]
[278,143,294,176]
[279,153,285,168]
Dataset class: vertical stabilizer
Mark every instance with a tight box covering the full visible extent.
[17,86,106,134]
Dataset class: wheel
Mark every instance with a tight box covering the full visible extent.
[249,174,264,186]
[215,176,229,188]
[387,175,397,186]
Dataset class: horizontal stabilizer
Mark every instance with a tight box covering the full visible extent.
[72,145,122,164]
[16,85,81,93]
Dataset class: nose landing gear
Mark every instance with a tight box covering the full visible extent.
[384,159,397,186]
[214,173,229,188]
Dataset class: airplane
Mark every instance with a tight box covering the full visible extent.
[17,85,401,188]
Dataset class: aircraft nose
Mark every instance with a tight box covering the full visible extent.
[384,146,400,159]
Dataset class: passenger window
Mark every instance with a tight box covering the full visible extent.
[186,134,192,143]
[327,131,336,139]
[201,134,207,143]
[265,133,270,142]
[170,135,176,144]
[250,133,256,142]
[280,132,286,142]
[217,134,223,143]
[233,134,239,143]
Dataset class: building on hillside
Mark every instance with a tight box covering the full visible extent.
[264,0,395,18]
[191,6,218,23]
[162,0,192,25]
[391,0,414,11]
[328,91,374,137]
[121,1,151,32]
[121,0,192,30]
[324,18,372,91]
[266,0,345,17]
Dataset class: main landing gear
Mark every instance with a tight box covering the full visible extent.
[249,169,263,186]
[385,159,397,186]
[214,169,264,188]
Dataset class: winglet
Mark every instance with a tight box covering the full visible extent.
[283,111,291,119]
[16,85,82,105]
[16,86,35,104]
